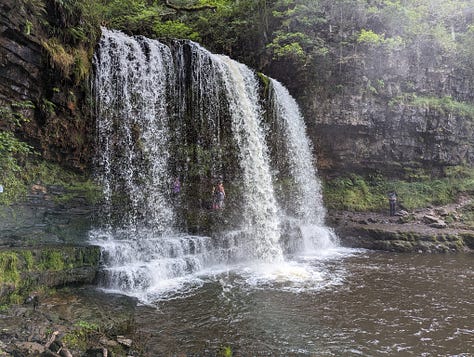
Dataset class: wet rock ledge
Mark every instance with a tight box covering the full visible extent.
[329,209,474,253]
[0,245,100,305]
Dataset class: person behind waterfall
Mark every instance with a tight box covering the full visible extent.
[213,181,225,209]
[172,177,181,194]
[388,191,397,216]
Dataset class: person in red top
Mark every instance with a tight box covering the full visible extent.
[213,181,225,209]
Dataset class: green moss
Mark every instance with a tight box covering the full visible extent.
[412,95,474,119]
[62,320,100,351]
[458,202,474,228]
[447,240,464,251]
[460,232,474,249]
[37,247,99,271]
[0,102,35,205]
[8,293,23,305]
[0,246,100,305]
[1,158,102,206]
[40,250,65,271]
[20,250,34,271]
[397,232,419,242]
[72,46,92,84]
[323,174,386,211]
[80,246,101,266]
[1,147,97,207]
[390,93,474,119]
[219,346,233,357]
[391,240,415,252]
[257,72,270,96]
[0,252,20,284]
[42,38,75,77]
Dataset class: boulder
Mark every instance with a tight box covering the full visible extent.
[429,221,448,229]
[422,214,440,224]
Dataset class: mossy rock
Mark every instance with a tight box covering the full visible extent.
[387,240,415,252]
[360,227,395,240]
[395,231,422,242]
[460,232,474,250]
[0,245,100,305]
[446,240,465,252]
[418,234,438,242]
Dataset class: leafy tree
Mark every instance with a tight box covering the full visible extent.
[266,0,328,64]
[96,0,222,39]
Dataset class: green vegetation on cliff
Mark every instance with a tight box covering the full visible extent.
[16,0,101,84]
[324,166,474,213]
[0,102,34,204]
[33,0,471,89]
[390,94,474,120]
[73,0,473,93]
[0,102,99,205]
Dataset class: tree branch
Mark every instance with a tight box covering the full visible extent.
[164,0,217,12]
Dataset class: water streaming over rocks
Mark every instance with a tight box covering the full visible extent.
[93,30,175,232]
[269,79,337,252]
[91,28,337,301]
[217,56,282,261]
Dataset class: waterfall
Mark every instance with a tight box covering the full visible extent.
[270,79,324,224]
[93,29,175,232]
[91,28,336,299]
[217,56,282,261]
[269,79,338,251]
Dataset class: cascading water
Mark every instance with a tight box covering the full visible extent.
[269,79,338,252]
[91,28,338,301]
[93,29,175,232]
[91,29,219,298]
[270,79,324,224]
[217,56,283,261]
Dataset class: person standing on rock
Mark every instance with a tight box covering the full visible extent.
[388,191,397,216]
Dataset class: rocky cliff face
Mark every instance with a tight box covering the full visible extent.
[1,0,473,179]
[0,0,93,172]
[299,45,474,177]
[0,3,42,101]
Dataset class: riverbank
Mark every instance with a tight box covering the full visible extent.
[328,195,474,253]
[2,252,472,356]
[0,287,138,357]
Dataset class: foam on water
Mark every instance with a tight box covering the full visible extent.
[235,247,359,293]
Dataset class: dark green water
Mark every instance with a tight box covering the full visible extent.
[130,251,473,356]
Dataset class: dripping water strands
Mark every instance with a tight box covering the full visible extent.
[270,79,324,224]
[93,29,175,233]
